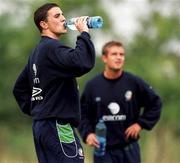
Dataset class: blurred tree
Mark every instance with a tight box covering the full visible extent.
[126,3,180,128]
[123,3,180,162]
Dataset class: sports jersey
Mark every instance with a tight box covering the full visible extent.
[13,32,95,127]
[78,71,162,148]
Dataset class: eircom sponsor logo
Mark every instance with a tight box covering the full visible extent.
[102,102,126,121]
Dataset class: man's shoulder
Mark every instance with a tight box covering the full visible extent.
[89,73,103,82]
[124,71,142,80]
[124,71,148,86]
[85,73,103,87]
[40,36,63,47]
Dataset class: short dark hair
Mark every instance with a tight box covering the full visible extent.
[102,41,124,55]
[34,3,59,32]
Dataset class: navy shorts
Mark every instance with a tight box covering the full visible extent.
[94,142,140,163]
[32,119,84,163]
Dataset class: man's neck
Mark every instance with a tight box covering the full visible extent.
[103,70,123,79]
[41,31,60,40]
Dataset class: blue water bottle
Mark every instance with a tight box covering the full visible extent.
[94,118,107,156]
[65,16,103,30]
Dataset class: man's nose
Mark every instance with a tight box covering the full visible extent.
[117,54,122,58]
[61,15,66,21]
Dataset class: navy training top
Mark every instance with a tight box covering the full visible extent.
[13,32,95,127]
[78,71,162,148]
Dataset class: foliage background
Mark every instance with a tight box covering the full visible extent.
[0,0,179,162]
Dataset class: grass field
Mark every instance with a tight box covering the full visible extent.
[0,125,179,163]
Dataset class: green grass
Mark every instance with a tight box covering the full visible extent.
[0,124,179,163]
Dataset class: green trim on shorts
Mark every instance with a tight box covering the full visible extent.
[56,123,75,143]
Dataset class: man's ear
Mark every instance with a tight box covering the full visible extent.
[40,21,48,30]
[101,54,107,63]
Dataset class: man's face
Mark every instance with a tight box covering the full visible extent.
[102,45,125,72]
[42,7,67,36]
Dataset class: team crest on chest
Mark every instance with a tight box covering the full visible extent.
[108,102,120,115]
[125,90,133,101]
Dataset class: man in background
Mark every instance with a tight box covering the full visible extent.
[78,41,162,163]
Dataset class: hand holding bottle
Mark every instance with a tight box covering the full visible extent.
[94,119,107,156]
[73,16,89,33]
[86,133,99,148]
[65,16,103,31]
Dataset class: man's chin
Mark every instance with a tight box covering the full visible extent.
[61,29,68,34]
[57,30,68,36]
[113,67,122,71]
